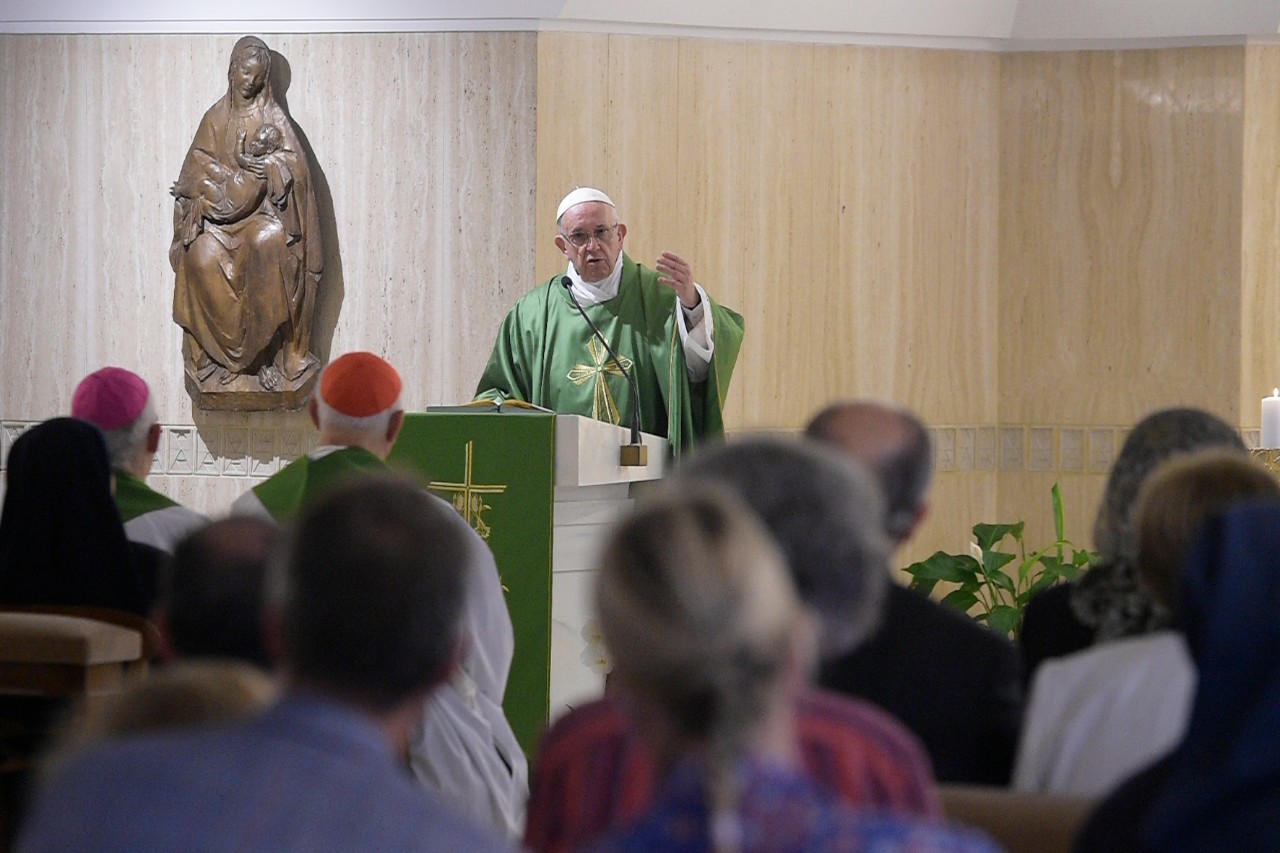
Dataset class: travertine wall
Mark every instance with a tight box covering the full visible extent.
[1,32,1274,567]
[0,33,537,513]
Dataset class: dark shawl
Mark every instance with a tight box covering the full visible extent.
[1141,499,1280,850]
[0,418,152,615]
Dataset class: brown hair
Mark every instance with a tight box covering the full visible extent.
[1135,448,1277,613]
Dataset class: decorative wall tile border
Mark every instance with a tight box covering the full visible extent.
[935,428,956,471]
[1060,429,1084,471]
[999,427,1025,470]
[955,428,975,470]
[1028,427,1055,471]
[1089,428,1116,472]
[0,421,1262,477]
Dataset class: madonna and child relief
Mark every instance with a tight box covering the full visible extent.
[169,36,324,411]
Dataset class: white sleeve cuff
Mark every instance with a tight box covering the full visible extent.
[676,283,714,382]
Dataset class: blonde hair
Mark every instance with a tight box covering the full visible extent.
[1135,448,1278,613]
[595,487,800,853]
[45,660,276,777]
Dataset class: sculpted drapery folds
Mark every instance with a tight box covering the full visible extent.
[170,36,323,406]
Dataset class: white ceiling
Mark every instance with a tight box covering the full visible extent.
[3,0,1280,47]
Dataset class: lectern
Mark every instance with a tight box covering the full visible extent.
[387,409,667,753]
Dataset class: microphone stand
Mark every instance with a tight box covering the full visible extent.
[561,276,648,467]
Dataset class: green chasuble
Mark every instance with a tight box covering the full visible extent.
[113,470,180,522]
[474,254,744,456]
[251,446,387,523]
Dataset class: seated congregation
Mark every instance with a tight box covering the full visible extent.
[1,359,1277,852]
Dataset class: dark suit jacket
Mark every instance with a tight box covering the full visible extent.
[818,583,1024,785]
[1018,581,1096,684]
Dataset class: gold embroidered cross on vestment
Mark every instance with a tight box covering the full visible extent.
[567,338,633,425]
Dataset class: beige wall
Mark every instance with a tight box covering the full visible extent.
[536,34,1002,566]
[1,32,1273,567]
[998,46,1247,550]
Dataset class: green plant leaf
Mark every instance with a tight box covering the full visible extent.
[903,552,981,583]
[988,604,1021,637]
[986,569,1016,596]
[1036,554,1066,577]
[941,589,979,613]
[1027,572,1063,597]
[909,577,939,596]
[982,549,1016,576]
[1052,482,1067,541]
[973,522,1021,551]
[1059,557,1089,581]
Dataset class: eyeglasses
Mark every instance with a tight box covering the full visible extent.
[562,224,620,248]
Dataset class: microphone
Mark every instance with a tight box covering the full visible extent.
[561,276,648,467]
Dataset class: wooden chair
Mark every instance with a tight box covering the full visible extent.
[939,784,1095,853]
[0,605,161,664]
[0,610,149,851]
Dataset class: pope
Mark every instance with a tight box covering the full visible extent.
[474,188,744,455]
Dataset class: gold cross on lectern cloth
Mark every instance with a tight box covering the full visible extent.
[428,440,507,541]
[566,338,633,426]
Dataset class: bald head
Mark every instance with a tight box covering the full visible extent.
[806,400,933,542]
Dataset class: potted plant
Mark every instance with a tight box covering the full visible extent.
[902,484,1097,637]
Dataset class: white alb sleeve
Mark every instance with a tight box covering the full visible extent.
[676,283,715,382]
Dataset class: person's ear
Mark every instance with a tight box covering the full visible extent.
[554,233,570,258]
[146,422,162,454]
[386,409,405,446]
[616,223,627,242]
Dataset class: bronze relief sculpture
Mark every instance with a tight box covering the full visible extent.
[170,36,323,410]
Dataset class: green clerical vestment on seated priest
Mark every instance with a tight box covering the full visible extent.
[474,254,744,456]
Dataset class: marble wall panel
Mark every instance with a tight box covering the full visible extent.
[0,32,536,516]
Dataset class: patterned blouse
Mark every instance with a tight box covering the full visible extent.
[579,757,1001,853]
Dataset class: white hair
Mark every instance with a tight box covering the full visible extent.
[102,396,157,469]
[314,392,400,437]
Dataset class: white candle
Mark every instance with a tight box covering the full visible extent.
[1263,389,1280,448]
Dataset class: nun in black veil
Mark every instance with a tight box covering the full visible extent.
[0,418,158,616]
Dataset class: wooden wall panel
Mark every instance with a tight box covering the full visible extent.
[1241,44,1280,425]
[536,35,1002,436]
[674,39,753,380]
[998,47,1246,547]
[535,32,611,277]
[999,48,1244,427]
[735,42,822,424]
[818,47,1000,426]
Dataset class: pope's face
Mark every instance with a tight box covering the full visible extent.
[556,202,627,283]
[230,52,268,101]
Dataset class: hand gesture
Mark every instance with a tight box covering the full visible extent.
[656,251,699,309]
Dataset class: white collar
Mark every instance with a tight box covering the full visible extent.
[564,255,624,305]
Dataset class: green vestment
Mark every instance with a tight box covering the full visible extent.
[474,254,744,456]
[113,470,180,522]
[250,446,386,522]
